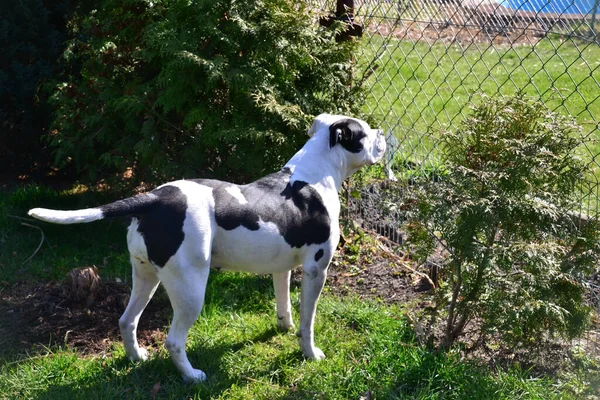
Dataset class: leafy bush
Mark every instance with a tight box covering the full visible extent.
[405,95,600,350]
[49,0,361,184]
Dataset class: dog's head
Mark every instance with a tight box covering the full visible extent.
[308,114,386,175]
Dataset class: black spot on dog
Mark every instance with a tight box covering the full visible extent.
[100,193,158,218]
[195,169,330,248]
[329,118,367,153]
[134,185,187,267]
[314,249,324,262]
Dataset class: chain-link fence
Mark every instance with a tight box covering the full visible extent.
[314,0,600,355]
[316,0,599,216]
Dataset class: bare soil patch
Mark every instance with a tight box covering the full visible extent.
[324,243,431,305]
[0,279,170,360]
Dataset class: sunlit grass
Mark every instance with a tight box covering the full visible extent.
[359,35,600,161]
[1,279,586,399]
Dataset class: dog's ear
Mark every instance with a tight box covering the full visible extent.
[329,126,349,148]
[329,119,366,153]
[329,123,355,149]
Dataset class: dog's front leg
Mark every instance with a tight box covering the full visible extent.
[297,261,329,360]
[273,271,295,331]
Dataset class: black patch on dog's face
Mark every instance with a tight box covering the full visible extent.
[196,170,331,248]
[329,119,367,153]
[314,249,324,262]
[135,185,187,267]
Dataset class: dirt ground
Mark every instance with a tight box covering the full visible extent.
[0,279,171,359]
[0,235,430,360]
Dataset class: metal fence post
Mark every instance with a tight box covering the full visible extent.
[591,0,600,38]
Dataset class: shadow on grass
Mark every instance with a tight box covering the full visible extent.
[34,325,290,399]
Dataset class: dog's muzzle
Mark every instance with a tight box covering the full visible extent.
[371,130,387,164]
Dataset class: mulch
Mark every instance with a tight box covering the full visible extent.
[0,279,170,360]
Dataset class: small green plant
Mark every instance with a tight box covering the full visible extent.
[49,0,362,185]
[405,95,600,350]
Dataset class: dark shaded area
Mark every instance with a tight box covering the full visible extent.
[0,0,95,182]
[319,0,364,42]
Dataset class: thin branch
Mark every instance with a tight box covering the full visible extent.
[19,222,46,265]
[242,375,282,389]
[420,222,458,260]
[355,223,436,288]
[444,260,463,348]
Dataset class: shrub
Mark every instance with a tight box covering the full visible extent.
[405,95,600,350]
[49,0,362,185]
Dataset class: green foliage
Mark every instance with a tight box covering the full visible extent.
[49,0,362,184]
[405,95,600,350]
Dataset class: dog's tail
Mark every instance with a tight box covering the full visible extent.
[28,193,158,225]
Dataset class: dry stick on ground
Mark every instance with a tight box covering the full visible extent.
[375,241,435,288]
[8,215,46,264]
[353,223,436,288]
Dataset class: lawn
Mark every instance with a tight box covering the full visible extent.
[1,186,598,399]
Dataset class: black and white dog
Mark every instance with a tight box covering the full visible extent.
[28,114,386,382]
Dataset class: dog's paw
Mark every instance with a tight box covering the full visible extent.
[129,347,149,362]
[304,347,326,361]
[182,369,207,384]
[277,316,295,332]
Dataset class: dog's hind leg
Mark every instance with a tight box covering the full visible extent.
[161,263,210,383]
[119,257,160,362]
[273,271,295,331]
[298,249,334,361]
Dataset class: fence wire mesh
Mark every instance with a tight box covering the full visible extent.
[313,0,600,356]
[318,0,600,215]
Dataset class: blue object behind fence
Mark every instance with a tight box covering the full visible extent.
[502,0,600,14]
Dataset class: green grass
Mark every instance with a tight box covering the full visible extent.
[1,186,599,399]
[0,279,585,400]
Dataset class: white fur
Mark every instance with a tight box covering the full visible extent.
[225,185,248,205]
[28,207,104,224]
[27,113,386,383]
